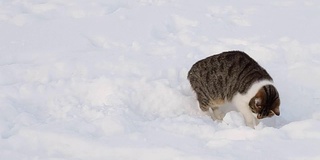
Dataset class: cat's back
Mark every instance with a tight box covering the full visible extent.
[188,51,256,78]
[188,51,273,95]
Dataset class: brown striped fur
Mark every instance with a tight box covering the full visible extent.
[250,85,280,119]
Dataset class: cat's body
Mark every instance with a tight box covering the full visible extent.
[188,51,280,127]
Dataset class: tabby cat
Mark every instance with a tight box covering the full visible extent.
[188,51,280,128]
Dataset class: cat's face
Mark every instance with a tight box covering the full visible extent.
[249,86,280,119]
[249,97,280,119]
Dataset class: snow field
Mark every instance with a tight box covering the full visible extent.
[1,0,320,159]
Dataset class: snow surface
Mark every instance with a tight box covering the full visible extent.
[1,0,320,159]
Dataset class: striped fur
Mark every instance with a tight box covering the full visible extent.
[250,85,280,119]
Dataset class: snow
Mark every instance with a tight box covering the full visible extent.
[1,0,320,159]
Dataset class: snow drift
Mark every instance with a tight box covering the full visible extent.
[1,0,320,159]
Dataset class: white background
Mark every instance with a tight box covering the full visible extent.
[1,0,320,159]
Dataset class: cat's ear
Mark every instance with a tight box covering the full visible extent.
[271,97,280,116]
[272,106,280,116]
[255,98,262,108]
[271,99,280,116]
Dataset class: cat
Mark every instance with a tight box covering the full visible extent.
[188,51,280,128]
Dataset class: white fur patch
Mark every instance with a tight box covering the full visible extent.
[231,80,274,105]
[231,79,274,127]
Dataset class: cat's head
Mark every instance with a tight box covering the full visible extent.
[249,85,280,119]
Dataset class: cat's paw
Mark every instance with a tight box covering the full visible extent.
[254,122,265,130]
[245,117,259,129]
